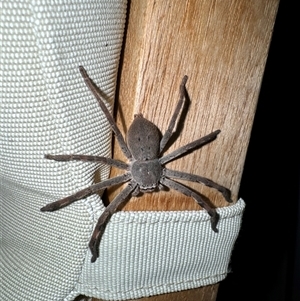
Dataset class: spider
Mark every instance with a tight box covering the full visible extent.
[41,66,232,262]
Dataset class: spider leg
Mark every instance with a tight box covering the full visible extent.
[45,154,129,170]
[159,130,221,165]
[160,177,220,232]
[40,173,131,212]
[79,66,132,160]
[89,181,138,262]
[159,75,188,154]
[163,169,232,203]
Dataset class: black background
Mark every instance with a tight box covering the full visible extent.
[217,2,299,301]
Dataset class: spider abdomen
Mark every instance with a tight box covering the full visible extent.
[127,114,161,160]
[131,159,162,191]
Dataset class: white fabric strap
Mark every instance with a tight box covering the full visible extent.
[78,199,245,300]
[1,1,244,301]
[1,1,127,300]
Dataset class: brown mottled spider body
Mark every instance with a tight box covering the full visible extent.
[41,66,232,262]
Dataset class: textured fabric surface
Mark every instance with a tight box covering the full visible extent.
[77,199,245,300]
[1,1,128,300]
[1,1,244,301]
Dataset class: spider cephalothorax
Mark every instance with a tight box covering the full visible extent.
[41,66,232,262]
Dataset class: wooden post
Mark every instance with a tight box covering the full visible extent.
[93,0,279,300]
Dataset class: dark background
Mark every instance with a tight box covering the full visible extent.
[217,2,299,301]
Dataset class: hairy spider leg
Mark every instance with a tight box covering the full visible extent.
[163,169,232,204]
[160,178,220,232]
[40,174,131,212]
[159,130,221,165]
[89,181,138,262]
[159,75,188,154]
[44,154,129,170]
[79,66,133,160]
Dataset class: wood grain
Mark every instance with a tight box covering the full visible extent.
[91,284,218,301]
[92,0,279,300]
[108,0,279,211]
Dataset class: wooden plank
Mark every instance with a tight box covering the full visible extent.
[95,0,279,300]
